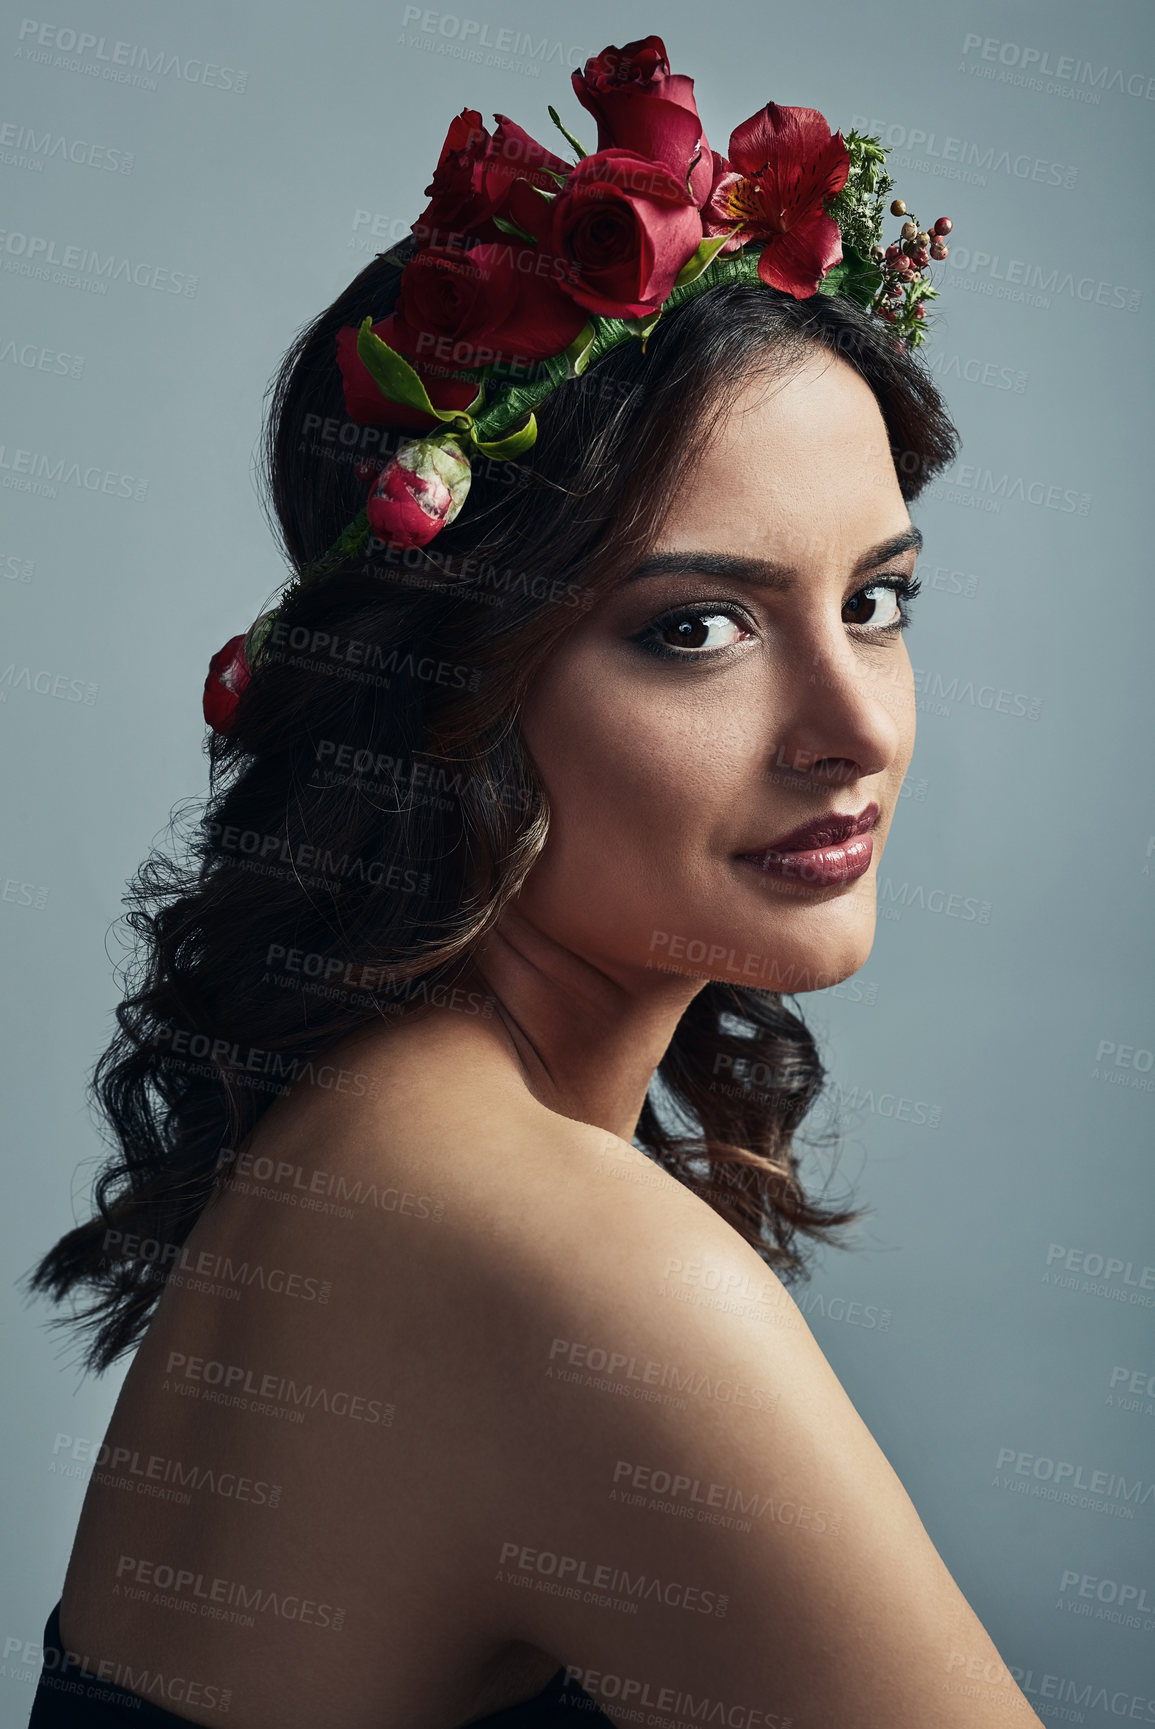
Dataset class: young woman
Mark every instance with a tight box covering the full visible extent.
[26,37,1045,1729]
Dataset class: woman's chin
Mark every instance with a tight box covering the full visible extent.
[636,915,876,996]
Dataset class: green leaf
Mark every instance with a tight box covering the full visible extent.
[623,309,663,348]
[673,235,731,289]
[470,413,538,460]
[580,315,644,366]
[827,132,895,262]
[355,317,467,424]
[660,243,763,317]
[294,506,371,591]
[245,609,280,664]
[468,350,573,443]
[818,245,883,308]
[563,322,597,376]
[547,104,588,162]
[492,213,539,246]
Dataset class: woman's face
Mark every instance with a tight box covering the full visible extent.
[514,349,919,997]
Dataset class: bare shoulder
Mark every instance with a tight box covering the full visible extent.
[293,1019,1043,1729]
[219,1018,1041,1727]
[444,1138,1042,1726]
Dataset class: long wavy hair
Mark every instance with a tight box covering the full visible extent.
[29,236,959,1372]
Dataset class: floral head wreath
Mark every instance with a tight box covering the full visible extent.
[203,33,955,733]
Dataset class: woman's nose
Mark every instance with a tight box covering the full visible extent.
[767,632,910,788]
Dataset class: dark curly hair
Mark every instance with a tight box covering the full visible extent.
[28,235,959,1372]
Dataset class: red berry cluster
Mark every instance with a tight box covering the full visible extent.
[870,201,953,345]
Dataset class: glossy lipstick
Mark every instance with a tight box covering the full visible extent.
[736,802,879,888]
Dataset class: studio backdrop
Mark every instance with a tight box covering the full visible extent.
[2,0,1152,1720]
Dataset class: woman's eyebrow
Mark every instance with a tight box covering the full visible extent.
[625,527,924,590]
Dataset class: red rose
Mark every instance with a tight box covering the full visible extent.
[703,104,850,297]
[335,313,478,432]
[203,633,251,735]
[366,435,471,550]
[412,109,569,249]
[551,149,703,319]
[397,242,585,368]
[572,36,713,208]
[411,108,501,246]
[483,114,570,206]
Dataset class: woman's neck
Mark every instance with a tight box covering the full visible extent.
[458,910,706,1142]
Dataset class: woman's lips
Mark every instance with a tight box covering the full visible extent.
[735,802,879,888]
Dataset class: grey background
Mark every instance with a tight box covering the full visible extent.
[2,0,1152,1717]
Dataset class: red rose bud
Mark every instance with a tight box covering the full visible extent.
[365,435,471,550]
[203,632,252,735]
[411,108,499,245]
[572,36,714,207]
[410,109,570,248]
[484,115,571,206]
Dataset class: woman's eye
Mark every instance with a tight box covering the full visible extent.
[638,609,752,657]
[843,582,907,631]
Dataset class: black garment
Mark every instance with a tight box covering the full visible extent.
[28,1600,614,1726]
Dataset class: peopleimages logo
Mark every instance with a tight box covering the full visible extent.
[0,338,84,378]
[1056,1570,1155,1625]
[849,114,1077,188]
[942,246,1140,313]
[14,20,248,92]
[496,1540,728,1617]
[878,878,992,922]
[0,120,134,173]
[0,443,147,500]
[2,1635,232,1715]
[610,1458,842,1537]
[0,229,198,296]
[993,1447,1154,1516]
[960,34,1155,102]
[0,662,97,704]
[563,1667,792,1729]
[910,666,1042,721]
[50,1432,283,1509]
[926,353,1026,395]
[1043,1243,1155,1303]
[930,466,1090,518]
[114,1554,343,1630]
[397,8,584,70]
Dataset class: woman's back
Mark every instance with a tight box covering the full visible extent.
[54,1006,1043,1728]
